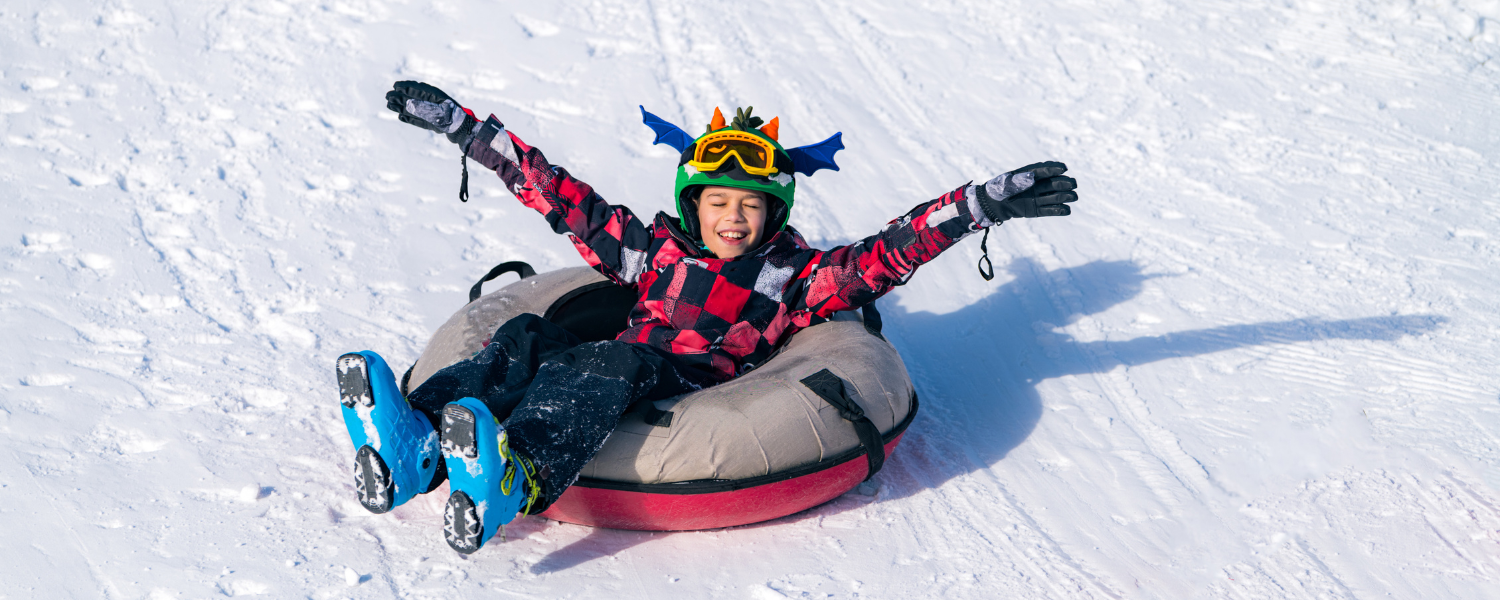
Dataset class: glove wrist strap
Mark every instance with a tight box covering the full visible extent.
[974,182,1009,224]
[449,115,479,151]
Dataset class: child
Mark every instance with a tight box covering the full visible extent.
[337,81,1080,555]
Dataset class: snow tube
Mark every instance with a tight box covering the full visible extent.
[402,263,918,531]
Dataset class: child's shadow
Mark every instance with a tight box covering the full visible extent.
[875,257,1444,499]
[526,257,1444,570]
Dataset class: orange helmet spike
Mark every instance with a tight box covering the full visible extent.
[709,107,726,132]
[759,116,780,141]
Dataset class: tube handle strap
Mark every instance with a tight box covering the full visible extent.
[469,261,537,303]
[800,369,885,481]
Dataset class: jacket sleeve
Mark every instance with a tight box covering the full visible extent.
[463,115,653,286]
[794,184,994,317]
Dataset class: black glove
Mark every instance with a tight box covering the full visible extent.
[975,161,1078,223]
[384,81,478,149]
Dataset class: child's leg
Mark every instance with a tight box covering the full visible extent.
[337,314,580,515]
[502,341,698,509]
[406,314,582,431]
[438,341,696,553]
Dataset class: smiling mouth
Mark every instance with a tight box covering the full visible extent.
[718,231,747,241]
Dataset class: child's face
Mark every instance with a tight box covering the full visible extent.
[696,186,768,259]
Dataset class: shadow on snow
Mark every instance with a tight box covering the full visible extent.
[875,257,1444,501]
[527,257,1443,569]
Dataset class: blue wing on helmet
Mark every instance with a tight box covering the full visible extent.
[639,106,696,154]
[786,132,844,177]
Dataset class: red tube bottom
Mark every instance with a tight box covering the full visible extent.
[538,434,906,531]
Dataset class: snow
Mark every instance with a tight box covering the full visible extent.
[1,0,1497,597]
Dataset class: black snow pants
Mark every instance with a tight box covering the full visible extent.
[406,314,700,510]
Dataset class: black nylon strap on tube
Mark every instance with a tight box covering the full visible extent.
[469,261,537,303]
[800,369,885,481]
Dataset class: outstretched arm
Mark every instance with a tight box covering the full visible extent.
[796,162,1078,317]
[384,81,653,287]
[464,118,653,286]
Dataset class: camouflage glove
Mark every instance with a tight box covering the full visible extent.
[971,161,1079,281]
[384,81,479,149]
[975,162,1079,222]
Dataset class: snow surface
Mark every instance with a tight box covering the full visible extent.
[2,0,1499,597]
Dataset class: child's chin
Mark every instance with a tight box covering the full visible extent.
[710,238,756,258]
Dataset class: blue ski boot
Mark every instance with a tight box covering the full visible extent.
[336,351,441,514]
[440,397,541,554]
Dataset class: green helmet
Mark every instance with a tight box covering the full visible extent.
[672,107,796,236]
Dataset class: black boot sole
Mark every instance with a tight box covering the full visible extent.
[441,404,479,459]
[353,445,394,514]
[336,353,374,409]
[441,404,484,554]
[444,491,483,554]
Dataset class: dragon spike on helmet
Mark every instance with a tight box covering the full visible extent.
[760,117,779,141]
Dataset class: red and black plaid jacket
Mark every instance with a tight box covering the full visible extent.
[464,115,994,384]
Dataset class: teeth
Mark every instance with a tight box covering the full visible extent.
[721,232,744,239]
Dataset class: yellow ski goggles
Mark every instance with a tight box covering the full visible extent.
[686,131,785,177]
